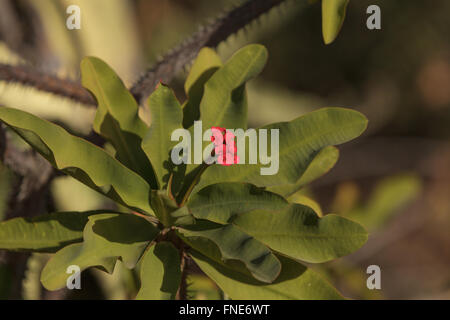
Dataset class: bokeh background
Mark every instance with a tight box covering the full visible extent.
[0,0,449,299]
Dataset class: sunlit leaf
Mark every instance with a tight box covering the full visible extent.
[0,107,154,214]
[178,221,281,283]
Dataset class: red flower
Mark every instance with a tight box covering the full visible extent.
[211,127,240,166]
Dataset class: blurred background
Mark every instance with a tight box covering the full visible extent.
[0,0,449,299]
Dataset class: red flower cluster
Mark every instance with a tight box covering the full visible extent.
[211,127,240,166]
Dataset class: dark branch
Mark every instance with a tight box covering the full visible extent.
[0,63,95,106]
[0,0,51,64]
[130,0,288,104]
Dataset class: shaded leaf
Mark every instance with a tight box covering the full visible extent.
[136,242,181,300]
[190,250,343,300]
[41,213,159,290]
[200,44,268,130]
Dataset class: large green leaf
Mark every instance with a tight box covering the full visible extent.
[178,221,281,283]
[195,108,367,191]
[190,250,343,300]
[233,203,368,263]
[322,0,350,44]
[41,213,159,290]
[80,57,157,187]
[268,146,339,197]
[200,44,268,130]
[180,182,288,224]
[183,47,222,129]
[136,242,181,300]
[0,211,99,252]
[0,107,154,214]
[142,84,184,189]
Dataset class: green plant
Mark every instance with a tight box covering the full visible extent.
[0,42,368,299]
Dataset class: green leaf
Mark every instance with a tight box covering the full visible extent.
[190,250,343,300]
[200,44,268,130]
[136,242,181,300]
[233,203,368,263]
[322,0,350,44]
[0,211,99,252]
[142,84,184,189]
[0,264,12,299]
[268,146,339,197]
[196,108,367,191]
[41,213,159,291]
[0,107,154,214]
[183,47,223,129]
[180,182,288,224]
[178,221,281,283]
[81,57,157,187]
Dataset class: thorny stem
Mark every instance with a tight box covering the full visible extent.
[131,0,288,103]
